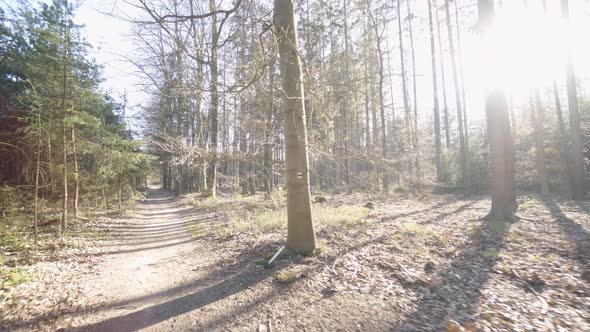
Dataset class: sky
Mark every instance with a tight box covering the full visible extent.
[74,0,146,133]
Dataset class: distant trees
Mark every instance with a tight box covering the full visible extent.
[0,0,149,238]
[561,0,585,200]
[445,0,470,196]
[122,0,587,228]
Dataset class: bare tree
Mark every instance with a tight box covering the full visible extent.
[428,0,442,182]
[274,0,317,253]
[479,0,516,220]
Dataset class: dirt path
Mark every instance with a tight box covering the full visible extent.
[60,188,277,332]
[63,189,198,329]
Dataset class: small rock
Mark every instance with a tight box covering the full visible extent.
[364,202,376,209]
[526,272,546,288]
[581,270,590,282]
[424,261,436,274]
[313,196,327,203]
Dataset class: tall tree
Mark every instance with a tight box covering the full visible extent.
[428,0,442,182]
[397,0,412,176]
[561,0,585,200]
[445,0,470,195]
[60,0,71,232]
[274,0,317,253]
[436,7,451,149]
[479,0,516,220]
[369,6,389,192]
[206,0,220,198]
[406,0,420,183]
[532,90,549,195]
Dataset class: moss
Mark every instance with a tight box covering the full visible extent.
[275,269,298,283]
[483,248,499,258]
[1,267,33,288]
[188,223,207,239]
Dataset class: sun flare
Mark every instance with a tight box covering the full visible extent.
[472,5,570,94]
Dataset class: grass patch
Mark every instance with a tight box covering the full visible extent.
[188,222,207,239]
[275,269,299,283]
[314,205,370,227]
[390,222,449,246]
[483,248,499,258]
[1,266,33,289]
[0,212,34,253]
[184,190,370,237]
[400,222,430,235]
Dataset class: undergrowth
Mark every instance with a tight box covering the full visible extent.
[183,190,371,238]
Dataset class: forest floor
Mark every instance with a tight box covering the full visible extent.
[1,188,589,331]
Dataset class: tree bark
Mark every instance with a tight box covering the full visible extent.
[436,9,451,150]
[207,0,219,199]
[428,0,442,182]
[370,12,389,192]
[274,0,317,253]
[343,0,351,194]
[264,56,275,195]
[479,0,516,220]
[71,126,79,218]
[406,0,420,184]
[397,0,412,176]
[553,80,574,195]
[454,0,470,161]
[533,89,549,195]
[61,2,69,233]
[561,0,585,200]
[445,0,470,195]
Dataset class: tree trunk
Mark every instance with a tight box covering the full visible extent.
[102,184,107,209]
[397,0,412,176]
[61,4,69,233]
[118,176,122,210]
[207,0,219,199]
[71,127,79,218]
[387,41,399,185]
[34,112,41,247]
[561,0,585,200]
[445,0,470,195]
[533,89,549,195]
[428,0,442,182]
[553,80,574,195]
[406,0,420,184]
[343,0,351,194]
[436,9,451,150]
[274,0,317,253]
[370,12,389,192]
[454,0,470,161]
[264,57,275,195]
[479,0,516,220]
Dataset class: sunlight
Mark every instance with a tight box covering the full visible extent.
[470,4,569,94]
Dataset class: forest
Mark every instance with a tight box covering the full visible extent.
[0,0,589,331]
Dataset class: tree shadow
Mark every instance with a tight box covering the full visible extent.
[418,200,479,225]
[66,265,273,331]
[6,240,286,331]
[543,199,590,282]
[379,199,458,223]
[67,235,384,331]
[398,218,510,330]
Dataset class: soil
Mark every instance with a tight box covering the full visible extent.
[1,189,589,331]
